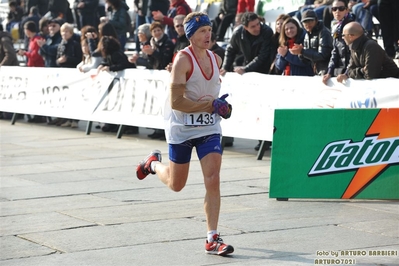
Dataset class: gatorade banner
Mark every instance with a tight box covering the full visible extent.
[270,108,399,199]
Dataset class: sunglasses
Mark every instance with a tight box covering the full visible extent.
[332,6,346,12]
[175,24,183,28]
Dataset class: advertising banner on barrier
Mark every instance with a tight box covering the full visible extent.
[1,67,399,141]
[269,108,399,199]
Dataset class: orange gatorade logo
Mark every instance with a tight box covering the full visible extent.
[308,109,399,199]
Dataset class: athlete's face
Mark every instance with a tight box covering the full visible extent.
[190,25,212,49]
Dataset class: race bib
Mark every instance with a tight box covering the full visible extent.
[183,112,216,126]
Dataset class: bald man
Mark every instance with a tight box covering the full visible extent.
[336,22,399,83]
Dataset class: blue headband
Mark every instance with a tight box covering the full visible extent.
[184,14,211,40]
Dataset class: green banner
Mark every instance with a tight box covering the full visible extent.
[270,109,399,199]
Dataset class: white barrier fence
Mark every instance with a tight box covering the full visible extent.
[1,66,398,141]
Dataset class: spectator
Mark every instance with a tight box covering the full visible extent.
[172,14,189,53]
[269,14,291,75]
[337,21,399,82]
[74,0,99,29]
[164,15,188,72]
[0,24,19,66]
[17,21,45,123]
[81,25,99,54]
[210,32,225,61]
[77,27,102,73]
[37,18,64,127]
[143,21,175,140]
[56,23,83,128]
[37,18,62,67]
[237,0,254,13]
[6,1,24,33]
[93,22,121,133]
[134,0,149,52]
[220,12,274,75]
[97,35,138,134]
[17,21,44,67]
[212,0,238,42]
[97,35,136,72]
[152,0,192,42]
[47,0,70,21]
[378,0,399,58]
[322,0,355,85]
[101,0,130,50]
[351,0,378,37]
[56,22,83,67]
[287,0,314,21]
[275,17,314,76]
[144,21,174,71]
[148,0,169,24]
[290,9,333,75]
[128,23,153,69]
[313,0,334,20]
[20,6,41,52]
[38,17,50,38]
[0,24,20,120]
[23,0,49,17]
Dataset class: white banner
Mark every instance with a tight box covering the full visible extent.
[1,66,398,141]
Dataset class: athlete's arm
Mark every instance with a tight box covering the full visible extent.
[169,52,213,113]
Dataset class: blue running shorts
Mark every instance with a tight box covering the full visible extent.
[169,134,222,164]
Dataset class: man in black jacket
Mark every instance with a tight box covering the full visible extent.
[337,21,399,82]
[220,12,274,75]
[290,9,333,75]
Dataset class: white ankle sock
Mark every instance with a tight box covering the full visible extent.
[150,161,157,173]
[207,230,217,242]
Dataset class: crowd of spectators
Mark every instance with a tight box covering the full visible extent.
[1,0,398,145]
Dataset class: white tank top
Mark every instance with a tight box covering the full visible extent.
[164,46,222,144]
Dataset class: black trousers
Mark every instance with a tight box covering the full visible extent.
[378,0,399,57]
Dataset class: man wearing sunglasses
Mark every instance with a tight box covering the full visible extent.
[337,21,399,82]
[290,9,333,75]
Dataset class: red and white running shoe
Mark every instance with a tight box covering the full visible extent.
[136,150,162,180]
[205,234,234,256]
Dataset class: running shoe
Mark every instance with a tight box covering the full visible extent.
[136,150,162,180]
[205,234,234,256]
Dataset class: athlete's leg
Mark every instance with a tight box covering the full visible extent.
[155,161,190,192]
[154,141,193,192]
[200,152,222,231]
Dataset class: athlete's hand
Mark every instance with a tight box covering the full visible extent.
[213,94,232,119]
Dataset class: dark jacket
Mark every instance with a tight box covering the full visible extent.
[346,34,399,79]
[149,0,169,16]
[56,38,82,68]
[148,34,175,70]
[222,23,274,74]
[300,20,333,75]
[39,31,62,67]
[135,40,152,68]
[74,0,99,15]
[173,34,189,53]
[0,31,19,66]
[101,50,136,72]
[24,0,49,16]
[108,5,128,37]
[275,29,314,76]
[220,0,238,15]
[211,43,225,61]
[326,13,355,76]
[48,0,69,18]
